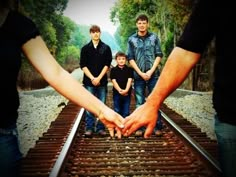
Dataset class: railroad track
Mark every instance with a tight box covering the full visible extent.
[20,88,221,177]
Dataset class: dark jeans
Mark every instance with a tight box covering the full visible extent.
[113,91,131,118]
[215,115,236,177]
[134,77,163,132]
[84,85,107,132]
[0,125,22,177]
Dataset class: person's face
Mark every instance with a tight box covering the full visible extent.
[116,56,126,67]
[90,31,101,41]
[136,20,149,33]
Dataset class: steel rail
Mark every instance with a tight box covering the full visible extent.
[160,109,222,173]
[49,108,85,177]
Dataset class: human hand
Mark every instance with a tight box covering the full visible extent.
[140,72,150,81]
[122,102,158,138]
[98,107,125,138]
[119,89,128,96]
[91,77,100,86]
[146,70,152,78]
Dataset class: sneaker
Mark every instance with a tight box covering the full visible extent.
[97,130,106,136]
[84,129,93,137]
[135,130,143,137]
[154,130,162,137]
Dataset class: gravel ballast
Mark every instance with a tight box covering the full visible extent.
[16,69,216,157]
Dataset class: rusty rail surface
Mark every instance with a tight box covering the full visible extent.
[20,88,221,177]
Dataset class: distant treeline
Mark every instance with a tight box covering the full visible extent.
[18,0,212,91]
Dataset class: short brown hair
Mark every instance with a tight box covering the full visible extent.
[115,51,127,60]
[89,25,101,33]
[136,14,149,23]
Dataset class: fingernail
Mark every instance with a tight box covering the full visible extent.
[120,124,125,128]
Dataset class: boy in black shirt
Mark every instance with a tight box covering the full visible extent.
[110,52,133,117]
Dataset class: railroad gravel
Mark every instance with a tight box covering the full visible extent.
[17,90,68,156]
[16,69,216,157]
[16,68,82,156]
[164,90,216,140]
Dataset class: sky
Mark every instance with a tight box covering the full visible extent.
[63,0,118,35]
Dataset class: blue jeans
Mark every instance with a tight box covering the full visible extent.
[0,125,22,177]
[113,92,131,118]
[215,115,236,177]
[84,85,107,132]
[134,77,163,132]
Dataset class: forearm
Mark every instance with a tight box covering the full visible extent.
[98,66,109,80]
[146,47,201,109]
[82,67,94,80]
[149,56,161,74]
[125,78,133,92]
[129,59,142,75]
[22,36,106,117]
[50,69,107,117]
[112,80,122,92]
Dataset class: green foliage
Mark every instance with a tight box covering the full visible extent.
[162,30,174,65]
[70,25,90,49]
[57,45,80,65]
[40,21,57,53]
[17,0,85,89]
[111,0,193,60]
[18,0,82,64]
[53,15,77,57]
[111,0,212,91]
[71,25,120,55]
[19,0,72,59]
[20,0,68,17]
[17,0,198,90]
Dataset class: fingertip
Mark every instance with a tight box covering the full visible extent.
[144,132,151,138]
[117,133,122,139]
[108,128,114,137]
[115,129,122,139]
[119,124,125,129]
[110,133,114,138]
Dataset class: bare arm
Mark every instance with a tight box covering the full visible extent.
[82,67,94,81]
[147,47,200,107]
[146,56,161,77]
[22,36,124,138]
[111,79,122,92]
[97,65,109,81]
[111,78,133,96]
[129,59,148,80]
[123,47,201,138]
[129,59,142,75]
[124,78,133,93]
[83,65,109,86]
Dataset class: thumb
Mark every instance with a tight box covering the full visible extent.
[114,116,125,129]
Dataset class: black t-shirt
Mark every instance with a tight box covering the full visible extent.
[177,0,236,125]
[110,65,133,95]
[0,11,39,128]
[80,40,112,87]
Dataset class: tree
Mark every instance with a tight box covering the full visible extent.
[19,0,69,59]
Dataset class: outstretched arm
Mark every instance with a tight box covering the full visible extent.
[22,36,125,138]
[123,47,201,138]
